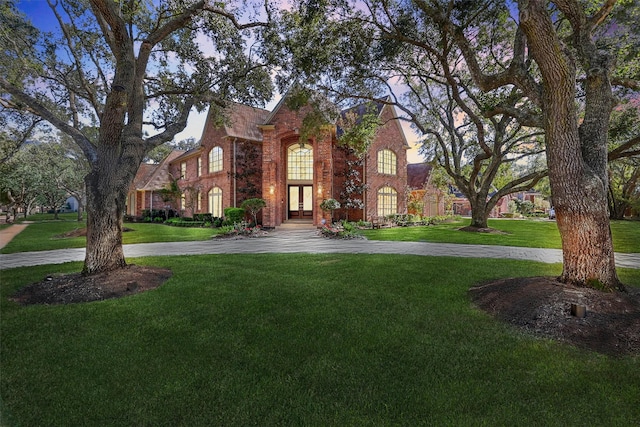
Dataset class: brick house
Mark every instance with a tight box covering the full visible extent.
[128,97,448,227]
[126,150,185,217]
[406,163,445,217]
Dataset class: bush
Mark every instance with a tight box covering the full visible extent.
[224,207,245,224]
[194,213,213,222]
[164,217,206,227]
[240,198,267,225]
[141,208,178,221]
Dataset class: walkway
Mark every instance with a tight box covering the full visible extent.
[1,226,639,270]
[0,223,30,250]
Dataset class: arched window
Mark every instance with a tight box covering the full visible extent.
[209,146,223,173]
[287,143,313,180]
[377,149,397,175]
[208,187,223,217]
[377,186,397,217]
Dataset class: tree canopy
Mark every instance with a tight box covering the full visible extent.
[0,0,275,273]
[274,0,639,290]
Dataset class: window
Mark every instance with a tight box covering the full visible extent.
[197,191,202,212]
[180,162,187,179]
[208,187,223,217]
[197,157,202,177]
[377,186,397,217]
[209,146,223,173]
[287,143,313,180]
[180,193,186,211]
[377,149,397,175]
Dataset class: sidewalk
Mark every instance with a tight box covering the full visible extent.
[0,223,30,250]
[1,227,639,270]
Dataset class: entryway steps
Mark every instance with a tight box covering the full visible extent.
[277,221,316,230]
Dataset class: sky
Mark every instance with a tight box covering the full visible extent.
[16,0,426,163]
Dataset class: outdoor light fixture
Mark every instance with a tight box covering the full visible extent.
[269,185,275,195]
[317,184,323,195]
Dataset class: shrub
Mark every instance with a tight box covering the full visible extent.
[224,207,245,224]
[194,213,213,222]
[240,198,266,225]
[319,220,362,239]
[141,208,178,221]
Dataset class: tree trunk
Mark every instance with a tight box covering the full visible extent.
[519,0,622,291]
[469,201,490,229]
[608,189,627,220]
[82,150,139,274]
[467,191,496,229]
[544,75,621,292]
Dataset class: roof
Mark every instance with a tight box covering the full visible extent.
[132,163,157,190]
[224,103,270,141]
[407,163,434,189]
[171,147,201,163]
[137,150,185,191]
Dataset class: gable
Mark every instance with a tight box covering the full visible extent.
[407,163,433,189]
[224,103,270,141]
[201,102,270,144]
[139,150,185,191]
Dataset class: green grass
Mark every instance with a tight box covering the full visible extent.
[1,222,220,254]
[13,212,85,222]
[3,217,639,255]
[1,255,639,426]
[362,218,640,253]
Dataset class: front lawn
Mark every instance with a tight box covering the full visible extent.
[1,254,639,426]
[0,222,221,254]
[362,218,640,253]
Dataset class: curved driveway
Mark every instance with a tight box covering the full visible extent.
[1,228,639,270]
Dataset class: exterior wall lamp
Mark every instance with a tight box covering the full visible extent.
[269,185,275,195]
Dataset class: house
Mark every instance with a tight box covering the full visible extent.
[406,163,445,217]
[168,98,414,227]
[127,97,444,226]
[126,150,185,217]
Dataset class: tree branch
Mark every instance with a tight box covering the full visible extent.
[145,98,195,148]
[608,134,640,160]
[0,76,98,164]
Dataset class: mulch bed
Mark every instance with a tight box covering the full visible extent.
[469,277,640,356]
[10,265,172,305]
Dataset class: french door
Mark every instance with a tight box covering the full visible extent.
[288,185,313,219]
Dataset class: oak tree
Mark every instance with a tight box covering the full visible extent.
[0,0,273,273]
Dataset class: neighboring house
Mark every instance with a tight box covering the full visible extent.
[64,196,79,212]
[126,150,185,217]
[406,163,445,217]
[449,187,547,218]
[166,97,412,227]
